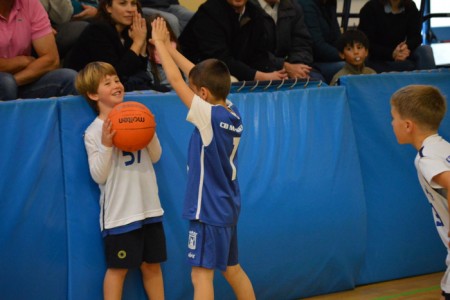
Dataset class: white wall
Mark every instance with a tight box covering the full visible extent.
[179,0,204,11]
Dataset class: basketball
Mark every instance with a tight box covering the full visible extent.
[108,101,156,152]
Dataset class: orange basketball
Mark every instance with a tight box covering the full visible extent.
[108,101,156,152]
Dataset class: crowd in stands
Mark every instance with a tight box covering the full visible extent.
[0,0,438,101]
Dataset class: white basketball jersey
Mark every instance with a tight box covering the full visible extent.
[415,134,450,292]
[84,117,164,233]
[415,134,450,242]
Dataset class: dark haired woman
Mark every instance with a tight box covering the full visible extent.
[65,0,166,91]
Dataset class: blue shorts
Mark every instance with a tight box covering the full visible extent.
[186,221,238,271]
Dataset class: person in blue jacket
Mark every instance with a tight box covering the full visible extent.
[297,0,344,83]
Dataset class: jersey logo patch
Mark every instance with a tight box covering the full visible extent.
[117,250,127,259]
[220,122,243,133]
[188,230,197,250]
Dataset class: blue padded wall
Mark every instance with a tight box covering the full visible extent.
[0,100,68,299]
[340,70,450,285]
[56,87,366,300]
[224,88,366,299]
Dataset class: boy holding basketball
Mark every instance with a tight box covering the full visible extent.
[75,62,166,300]
[151,18,256,300]
[390,85,450,300]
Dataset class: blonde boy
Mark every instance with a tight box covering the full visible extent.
[151,18,256,300]
[391,85,450,300]
[76,62,166,300]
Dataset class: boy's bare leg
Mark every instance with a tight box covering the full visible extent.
[191,266,214,300]
[141,262,165,300]
[222,264,256,300]
[104,268,128,300]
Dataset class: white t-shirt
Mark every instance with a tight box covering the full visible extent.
[84,117,164,234]
[415,134,450,292]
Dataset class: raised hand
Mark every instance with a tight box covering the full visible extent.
[151,17,170,45]
[129,13,147,42]
[129,12,147,55]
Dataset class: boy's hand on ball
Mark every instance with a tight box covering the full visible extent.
[102,118,116,147]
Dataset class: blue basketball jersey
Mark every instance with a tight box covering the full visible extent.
[182,95,243,227]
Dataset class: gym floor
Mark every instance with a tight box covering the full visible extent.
[303,272,443,300]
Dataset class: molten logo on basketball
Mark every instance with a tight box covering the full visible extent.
[118,117,146,123]
[108,101,156,152]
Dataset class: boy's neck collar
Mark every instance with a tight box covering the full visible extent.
[209,98,227,105]
[414,132,438,151]
[345,62,365,73]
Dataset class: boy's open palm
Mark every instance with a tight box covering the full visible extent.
[151,16,195,108]
[151,18,170,45]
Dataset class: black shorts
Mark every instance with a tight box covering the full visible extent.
[104,222,167,268]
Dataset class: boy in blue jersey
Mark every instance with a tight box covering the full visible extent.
[390,85,450,300]
[151,17,256,300]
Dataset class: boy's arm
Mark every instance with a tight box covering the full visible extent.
[13,34,60,86]
[433,171,450,246]
[146,133,162,163]
[85,130,113,185]
[166,43,194,79]
[152,18,195,108]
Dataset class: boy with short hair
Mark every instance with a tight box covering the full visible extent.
[390,85,450,300]
[75,61,166,300]
[330,29,376,86]
[151,18,256,300]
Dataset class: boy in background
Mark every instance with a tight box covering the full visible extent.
[390,85,450,300]
[151,17,256,300]
[76,61,166,300]
[330,29,376,86]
